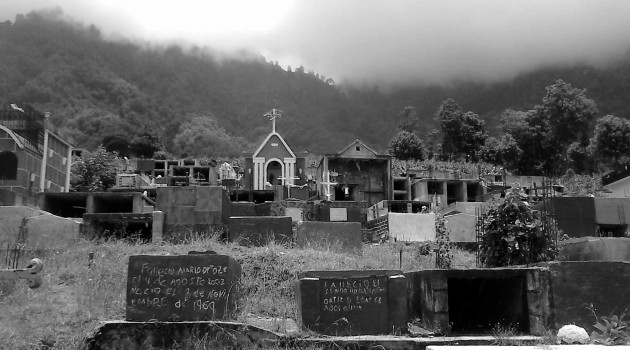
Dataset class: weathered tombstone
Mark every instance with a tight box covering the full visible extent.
[126,253,241,321]
[296,270,407,335]
[284,207,303,223]
[329,208,348,222]
[228,216,293,246]
[296,221,363,254]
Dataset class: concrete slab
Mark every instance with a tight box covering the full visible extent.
[389,212,436,242]
[0,206,47,247]
[228,216,293,246]
[544,261,630,329]
[558,237,630,261]
[294,335,542,350]
[296,221,363,254]
[426,346,630,350]
[84,320,283,350]
[23,214,80,250]
[444,212,477,243]
[84,321,547,350]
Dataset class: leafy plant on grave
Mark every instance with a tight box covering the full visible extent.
[479,185,557,267]
[588,304,630,345]
[434,209,452,269]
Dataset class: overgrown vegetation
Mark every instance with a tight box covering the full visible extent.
[0,235,475,349]
[588,304,630,345]
[388,79,630,178]
[434,210,452,269]
[69,146,118,192]
[478,185,558,267]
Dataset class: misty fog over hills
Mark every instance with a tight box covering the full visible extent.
[2,10,630,156]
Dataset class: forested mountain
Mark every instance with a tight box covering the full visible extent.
[3,9,630,157]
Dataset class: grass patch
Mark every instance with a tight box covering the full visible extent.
[1,235,475,349]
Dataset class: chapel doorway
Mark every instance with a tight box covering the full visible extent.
[266,161,283,186]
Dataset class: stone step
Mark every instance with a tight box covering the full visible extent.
[85,320,548,350]
[427,346,630,350]
[294,335,542,350]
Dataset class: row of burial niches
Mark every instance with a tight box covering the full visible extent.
[296,267,552,336]
[123,251,629,338]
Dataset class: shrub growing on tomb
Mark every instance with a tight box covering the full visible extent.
[434,209,452,269]
[479,186,557,267]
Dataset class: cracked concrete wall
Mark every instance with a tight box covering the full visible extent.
[0,206,80,254]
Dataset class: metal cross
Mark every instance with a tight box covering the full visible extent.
[278,174,301,199]
[320,170,338,201]
[264,108,283,132]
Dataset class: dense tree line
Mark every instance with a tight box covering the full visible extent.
[5,9,630,161]
[389,79,630,177]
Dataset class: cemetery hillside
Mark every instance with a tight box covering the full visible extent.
[3,10,630,156]
[0,237,476,349]
[4,7,630,350]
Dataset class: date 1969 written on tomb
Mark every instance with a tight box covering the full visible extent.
[128,262,229,313]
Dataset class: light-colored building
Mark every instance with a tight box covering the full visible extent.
[242,109,308,202]
[0,104,72,206]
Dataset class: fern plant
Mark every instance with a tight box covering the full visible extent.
[590,311,630,345]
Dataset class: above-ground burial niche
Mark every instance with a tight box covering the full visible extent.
[296,270,408,335]
[405,268,551,335]
[126,253,241,322]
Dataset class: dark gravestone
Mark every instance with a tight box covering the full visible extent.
[297,221,363,254]
[255,202,272,216]
[126,253,241,321]
[296,270,407,335]
[228,216,293,246]
[231,202,257,216]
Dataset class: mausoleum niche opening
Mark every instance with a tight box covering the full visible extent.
[0,151,18,180]
[266,160,282,186]
[597,224,628,237]
[447,276,529,334]
[467,182,482,202]
[427,181,444,195]
[335,184,356,201]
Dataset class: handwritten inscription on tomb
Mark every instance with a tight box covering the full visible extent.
[126,255,239,321]
[320,276,387,313]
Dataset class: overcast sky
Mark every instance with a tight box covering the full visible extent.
[4,0,630,86]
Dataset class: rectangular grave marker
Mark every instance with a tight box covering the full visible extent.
[126,253,240,322]
[297,221,362,254]
[228,216,293,246]
[329,208,348,222]
[296,270,407,335]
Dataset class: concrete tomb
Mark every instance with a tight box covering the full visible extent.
[443,211,477,243]
[406,268,549,335]
[228,216,293,246]
[548,261,630,330]
[407,262,630,335]
[156,186,232,236]
[558,237,630,261]
[296,270,407,335]
[296,221,363,254]
[230,202,257,216]
[126,253,241,322]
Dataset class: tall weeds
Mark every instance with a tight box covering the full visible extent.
[0,233,475,349]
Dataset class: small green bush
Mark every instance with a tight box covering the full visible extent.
[479,186,557,267]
